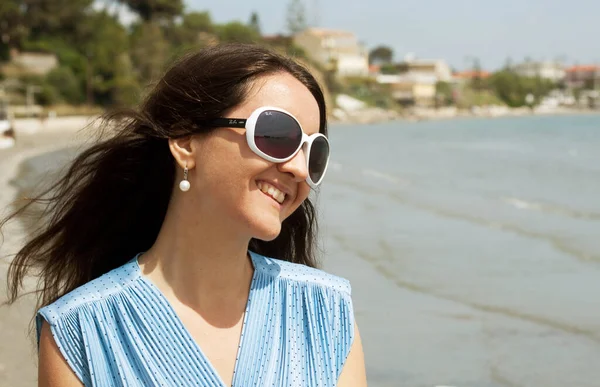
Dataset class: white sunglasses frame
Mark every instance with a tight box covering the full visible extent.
[212,106,330,188]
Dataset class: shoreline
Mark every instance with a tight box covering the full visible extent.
[0,118,89,387]
[0,118,88,256]
[329,105,600,125]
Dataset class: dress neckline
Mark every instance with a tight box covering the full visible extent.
[132,251,260,387]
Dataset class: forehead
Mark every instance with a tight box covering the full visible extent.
[233,73,321,135]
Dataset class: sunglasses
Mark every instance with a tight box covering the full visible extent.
[205,106,330,188]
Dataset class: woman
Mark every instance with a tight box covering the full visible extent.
[3,43,366,386]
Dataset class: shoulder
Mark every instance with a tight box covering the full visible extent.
[250,251,352,296]
[35,257,141,385]
[37,257,140,328]
[251,251,356,378]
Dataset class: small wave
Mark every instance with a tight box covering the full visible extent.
[440,141,532,154]
[332,233,600,341]
[502,197,544,211]
[502,197,600,220]
[361,168,410,186]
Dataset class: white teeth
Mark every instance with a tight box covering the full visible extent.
[257,181,286,204]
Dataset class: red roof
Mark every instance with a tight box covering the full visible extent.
[369,64,381,73]
[566,65,600,72]
[453,70,491,79]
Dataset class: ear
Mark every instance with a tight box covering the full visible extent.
[168,136,197,170]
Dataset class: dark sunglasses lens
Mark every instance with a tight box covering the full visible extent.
[309,136,330,184]
[255,110,302,159]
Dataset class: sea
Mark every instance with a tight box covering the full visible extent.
[320,114,600,387]
[11,114,600,387]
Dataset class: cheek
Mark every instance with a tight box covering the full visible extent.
[284,183,311,219]
[297,184,311,203]
[193,136,253,187]
[192,145,272,210]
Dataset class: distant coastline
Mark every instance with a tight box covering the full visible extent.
[330,105,600,126]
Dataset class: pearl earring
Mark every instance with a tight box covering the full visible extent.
[179,166,190,192]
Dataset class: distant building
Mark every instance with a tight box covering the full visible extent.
[373,54,451,107]
[564,65,600,89]
[512,61,565,82]
[377,73,437,107]
[7,49,58,75]
[397,54,452,82]
[293,28,369,77]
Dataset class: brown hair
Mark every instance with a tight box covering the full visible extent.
[2,43,328,311]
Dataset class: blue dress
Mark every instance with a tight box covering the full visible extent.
[37,251,355,386]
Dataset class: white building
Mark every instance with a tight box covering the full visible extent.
[513,61,565,82]
[374,54,451,107]
[398,54,453,82]
[8,49,58,75]
[376,73,437,107]
[293,28,369,77]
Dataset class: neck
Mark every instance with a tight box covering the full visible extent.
[140,196,254,311]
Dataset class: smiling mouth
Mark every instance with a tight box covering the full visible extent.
[257,181,286,204]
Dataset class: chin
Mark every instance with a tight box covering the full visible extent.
[249,217,283,242]
[241,198,287,241]
[254,225,282,242]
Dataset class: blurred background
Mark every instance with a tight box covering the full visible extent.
[1,1,599,386]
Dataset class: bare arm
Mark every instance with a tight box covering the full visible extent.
[337,322,368,387]
[38,321,83,387]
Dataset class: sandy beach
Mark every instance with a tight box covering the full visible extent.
[0,116,95,387]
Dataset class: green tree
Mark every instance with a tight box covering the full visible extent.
[379,63,397,74]
[487,70,520,106]
[130,22,169,83]
[37,83,62,105]
[167,11,215,52]
[25,38,87,88]
[249,12,261,35]
[182,11,214,33]
[487,70,555,107]
[216,22,261,44]
[112,53,141,107]
[21,0,93,42]
[17,5,130,105]
[286,0,307,35]
[24,9,130,105]
[80,11,129,105]
[46,66,83,103]
[77,11,128,75]
[117,0,183,22]
[0,0,28,58]
[435,81,453,106]
[368,46,393,65]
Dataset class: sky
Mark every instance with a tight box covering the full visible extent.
[117,0,600,71]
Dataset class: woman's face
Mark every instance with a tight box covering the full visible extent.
[186,72,321,241]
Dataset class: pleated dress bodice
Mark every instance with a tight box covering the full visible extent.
[37,251,355,387]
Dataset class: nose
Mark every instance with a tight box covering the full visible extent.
[278,147,309,183]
